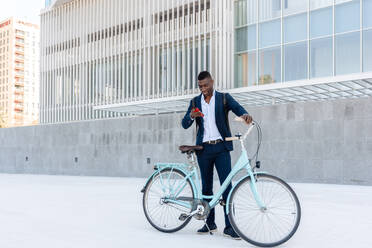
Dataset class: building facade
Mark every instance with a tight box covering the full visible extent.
[234,0,372,87]
[40,0,234,123]
[0,18,40,127]
[40,0,372,123]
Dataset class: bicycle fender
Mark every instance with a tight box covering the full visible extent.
[140,170,159,193]
[140,164,195,194]
[225,171,268,215]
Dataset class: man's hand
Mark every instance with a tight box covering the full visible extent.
[190,108,204,119]
[240,114,253,124]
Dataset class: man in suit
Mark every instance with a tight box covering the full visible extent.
[182,71,252,240]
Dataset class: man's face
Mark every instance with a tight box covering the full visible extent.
[198,78,214,97]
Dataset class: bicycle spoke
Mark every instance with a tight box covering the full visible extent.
[265,213,286,240]
[229,175,300,246]
[144,169,195,232]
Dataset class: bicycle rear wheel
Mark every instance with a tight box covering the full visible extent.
[228,174,301,247]
[143,168,195,233]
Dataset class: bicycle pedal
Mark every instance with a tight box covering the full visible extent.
[219,200,226,206]
[179,213,189,221]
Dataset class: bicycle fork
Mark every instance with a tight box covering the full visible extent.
[247,169,267,211]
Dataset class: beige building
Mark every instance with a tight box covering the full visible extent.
[0,17,39,127]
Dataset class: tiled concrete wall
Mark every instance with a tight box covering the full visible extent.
[1,96,371,185]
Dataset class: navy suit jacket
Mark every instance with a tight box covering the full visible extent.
[181,91,248,151]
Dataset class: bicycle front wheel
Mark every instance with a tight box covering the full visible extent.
[143,168,195,233]
[228,174,301,247]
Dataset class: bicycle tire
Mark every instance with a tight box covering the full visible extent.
[228,174,301,247]
[143,168,195,233]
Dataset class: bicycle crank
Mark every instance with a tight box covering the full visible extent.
[178,205,203,221]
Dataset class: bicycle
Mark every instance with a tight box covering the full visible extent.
[141,118,301,247]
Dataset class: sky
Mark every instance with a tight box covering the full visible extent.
[0,0,45,24]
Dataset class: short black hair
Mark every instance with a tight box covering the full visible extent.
[198,71,212,81]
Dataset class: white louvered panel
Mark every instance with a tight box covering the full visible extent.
[134,0,138,101]
[151,0,155,99]
[139,0,143,101]
[186,0,190,92]
[166,0,169,98]
[197,0,201,78]
[129,0,133,101]
[40,0,229,123]
[78,0,82,120]
[73,0,77,121]
[193,0,196,92]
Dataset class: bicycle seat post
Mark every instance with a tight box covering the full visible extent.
[187,152,197,166]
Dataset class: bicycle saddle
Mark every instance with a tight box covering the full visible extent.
[178,145,203,154]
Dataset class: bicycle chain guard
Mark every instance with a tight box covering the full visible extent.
[192,199,210,220]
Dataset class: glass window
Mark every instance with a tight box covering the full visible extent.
[247,0,258,25]
[259,19,281,48]
[335,0,360,33]
[310,7,332,38]
[247,25,257,50]
[259,46,281,84]
[310,0,333,10]
[235,52,257,87]
[363,29,372,72]
[335,31,360,75]
[235,0,258,26]
[283,0,308,16]
[363,0,372,28]
[284,13,307,43]
[310,37,333,78]
[236,27,248,52]
[284,41,308,81]
[336,0,356,3]
[235,25,256,52]
[235,0,247,26]
[259,0,281,21]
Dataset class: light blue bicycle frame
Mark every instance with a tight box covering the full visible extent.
[143,124,266,215]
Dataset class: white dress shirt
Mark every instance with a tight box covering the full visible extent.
[201,91,223,142]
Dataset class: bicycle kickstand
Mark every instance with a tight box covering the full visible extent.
[203,220,213,235]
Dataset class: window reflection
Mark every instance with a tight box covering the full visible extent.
[335,31,360,75]
[259,0,281,21]
[284,13,307,43]
[310,37,333,78]
[235,25,256,52]
[363,0,372,28]
[363,30,372,72]
[284,42,308,81]
[235,0,258,26]
[310,0,333,10]
[259,19,281,48]
[235,27,248,52]
[235,52,257,87]
[335,0,360,33]
[310,7,332,38]
[283,0,308,16]
[259,46,281,84]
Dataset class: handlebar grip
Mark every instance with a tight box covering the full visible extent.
[225,137,239,141]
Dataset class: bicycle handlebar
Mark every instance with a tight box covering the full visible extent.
[225,121,256,142]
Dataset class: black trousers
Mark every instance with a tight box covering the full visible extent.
[196,142,232,228]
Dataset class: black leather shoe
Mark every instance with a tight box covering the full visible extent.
[197,223,217,234]
[223,227,241,240]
